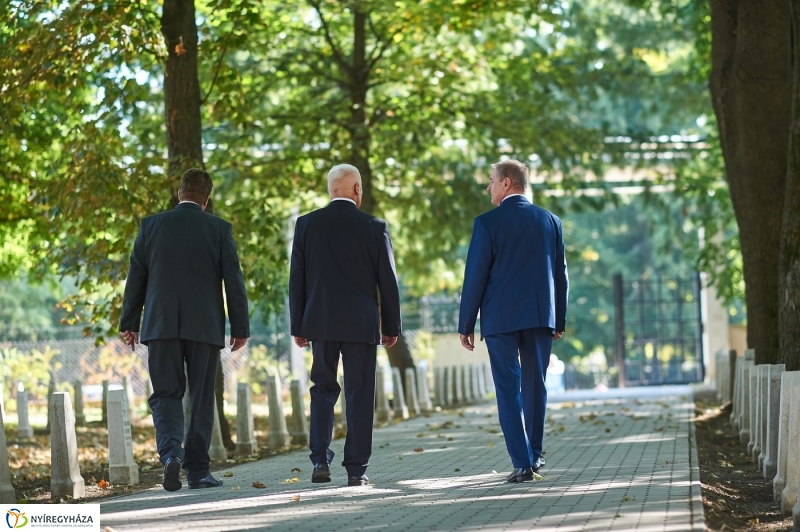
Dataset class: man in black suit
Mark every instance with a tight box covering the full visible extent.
[290,164,401,486]
[119,168,249,492]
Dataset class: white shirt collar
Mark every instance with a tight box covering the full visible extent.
[502,194,525,203]
[331,197,357,206]
[179,200,201,206]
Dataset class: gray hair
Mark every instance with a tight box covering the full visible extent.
[491,159,529,190]
[327,164,361,194]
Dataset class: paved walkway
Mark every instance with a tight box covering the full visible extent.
[100,386,704,531]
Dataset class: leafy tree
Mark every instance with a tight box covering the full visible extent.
[0,0,747,371]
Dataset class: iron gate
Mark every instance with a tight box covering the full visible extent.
[613,272,704,386]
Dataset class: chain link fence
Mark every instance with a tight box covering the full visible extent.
[0,338,250,408]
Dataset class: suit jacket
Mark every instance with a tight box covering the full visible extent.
[458,195,568,337]
[289,200,401,343]
[119,202,250,347]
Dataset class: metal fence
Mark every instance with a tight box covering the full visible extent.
[613,273,704,386]
[1,338,250,402]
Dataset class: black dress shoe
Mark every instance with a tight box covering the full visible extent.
[311,463,331,483]
[163,457,182,492]
[532,456,546,473]
[347,474,369,486]
[505,467,534,483]
[187,474,223,489]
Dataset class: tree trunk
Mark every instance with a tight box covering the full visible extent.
[708,0,792,365]
[161,0,232,446]
[347,8,375,215]
[780,1,800,371]
[162,0,204,199]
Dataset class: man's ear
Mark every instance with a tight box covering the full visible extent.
[202,196,211,209]
[354,182,362,195]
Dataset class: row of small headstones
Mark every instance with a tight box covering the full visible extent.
[374,363,495,423]
[0,363,492,503]
[0,373,308,502]
[6,376,143,436]
[714,348,800,529]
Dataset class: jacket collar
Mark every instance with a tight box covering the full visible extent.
[500,194,529,206]
[328,199,358,209]
[175,202,202,211]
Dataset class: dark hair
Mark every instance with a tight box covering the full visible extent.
[491,159,529,190]
[179,168,213,199]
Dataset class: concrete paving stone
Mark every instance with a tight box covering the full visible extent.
[101,385,703,531]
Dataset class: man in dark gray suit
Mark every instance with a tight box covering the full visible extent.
[290,164,401,486]
[120,168,249,492]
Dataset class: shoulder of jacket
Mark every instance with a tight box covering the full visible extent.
[210,213,232,229]
[475,209,498,226]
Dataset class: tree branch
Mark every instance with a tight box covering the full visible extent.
[306,0,351,76]
[201,40,229,105]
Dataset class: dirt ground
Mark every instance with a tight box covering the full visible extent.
[4,414,324,504]
[694,394,793,531]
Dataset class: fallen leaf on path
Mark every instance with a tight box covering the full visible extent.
[283,478,299,483]
[89,476,97,484]
[454,468,461,472]
[291,468,302,473]
[605,428,610,433]
[291,495,300,502]
[231,486,240,491]
[252,482,266,489]
[414,448,423,452]
[398,456,403,460]
[533,473,544,481]
[622,495,634,502]
[98,479,110,489]
[653,427,664,432]
[224,472,233,477]
[487,443,494,447]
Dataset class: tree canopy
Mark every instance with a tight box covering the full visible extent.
[0,0,736,351]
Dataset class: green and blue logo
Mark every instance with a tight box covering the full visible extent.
[5,509,27,529]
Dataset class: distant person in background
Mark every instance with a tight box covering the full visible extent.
[290,164,401,486]
[458,159,569,483]
[119,168,250,492]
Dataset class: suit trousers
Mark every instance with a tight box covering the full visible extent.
[147,339,220,481]
[309,341,377,476]
[484,327,552,468]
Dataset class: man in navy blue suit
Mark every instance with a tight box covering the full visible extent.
[458,159,568,483]
[290,164,401,486]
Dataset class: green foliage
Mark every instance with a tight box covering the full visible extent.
[0,0,740,347]
[0,345,61,404]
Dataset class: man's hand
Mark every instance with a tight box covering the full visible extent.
[121,331,139,351]
[230,337,248,352]
[460,333,475,351]
[382,335,398,348]
[293,336,309,348]
[553,331,564,341]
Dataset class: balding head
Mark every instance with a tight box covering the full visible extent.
[327,164,363,208]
